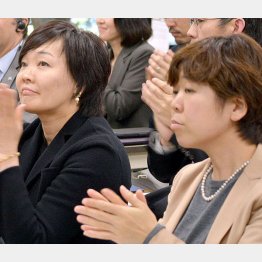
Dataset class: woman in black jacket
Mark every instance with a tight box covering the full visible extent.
[0,20,131,243]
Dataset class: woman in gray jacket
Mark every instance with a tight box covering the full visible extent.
[96,18,154,128]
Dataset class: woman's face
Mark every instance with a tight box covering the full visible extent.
[96,18,121,44]
[170,73,236,150]
[16,39,78,118]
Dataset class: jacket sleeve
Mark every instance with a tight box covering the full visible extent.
[147,141,208,184]
[0,142,130,243]
[148,226,185,244]
[104,47,153,121]
[238,195,262,243]
[147,146,195,184]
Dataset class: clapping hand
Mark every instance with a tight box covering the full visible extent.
[75,185,158,244]
[0,84,25,163]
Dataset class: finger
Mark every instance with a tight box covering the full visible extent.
[154,49,166,57]
[142,81,168,113]
[74,204,115,224]
[119,185,145,208]
[141,83,159,111]
[148,55,163,71]
[151,78,173,95]
[135,189,147,204]
[80,197,126,217]
[15,104,25,125]
[100,188,127,206]
[167,49,175,57]
[82,228,116,242]
[0,89,18,118]
[164,53,173,65]
[145,67,153,81]
[76,213,111,231]
[150,52,169,69]
[146,65,163,80]
[87,189,109,202]
[0,83,10,89]
[141,82,155,105]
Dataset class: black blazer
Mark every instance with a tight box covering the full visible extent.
[0,112,131,243]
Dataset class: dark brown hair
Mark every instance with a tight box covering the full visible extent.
[218,18,262,45]
[168,33,262,144]
[114,18,152,47]
[19,20,111,117]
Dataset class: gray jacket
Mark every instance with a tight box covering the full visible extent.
[1,42,36,123]
[104,41,154,128]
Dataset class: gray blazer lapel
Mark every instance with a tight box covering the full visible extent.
[109,42,142,86]
[1,45,22,89]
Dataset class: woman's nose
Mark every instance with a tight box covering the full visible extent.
[171,93,183,112]
[20,66,34,82]
[96,18,104,24]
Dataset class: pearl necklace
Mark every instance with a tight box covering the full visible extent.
[201,160,250,202]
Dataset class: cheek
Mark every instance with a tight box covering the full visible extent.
[15,73,22,91]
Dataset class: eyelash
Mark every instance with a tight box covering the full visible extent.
[185,88,195,93]
[17,61,50,70]
[173,89,195,95]
[197,19,205,24]
[38,61,49,67]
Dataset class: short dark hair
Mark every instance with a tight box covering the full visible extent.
[19,20,111,117]
[168,34,262,144]
[114,18,152,47]
[218,18,262,45]
[243,18,262,46]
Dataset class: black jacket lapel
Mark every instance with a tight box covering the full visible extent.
[23,111,86,186]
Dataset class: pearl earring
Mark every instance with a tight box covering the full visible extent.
[75,91,82,105]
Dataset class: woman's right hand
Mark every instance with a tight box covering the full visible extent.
[0,83,25,155]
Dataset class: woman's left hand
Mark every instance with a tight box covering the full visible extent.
[0,83,25,155]
[75,185,158,243]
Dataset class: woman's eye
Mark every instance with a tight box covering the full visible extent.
[16,62,27,71]
[185,88,194,93]
[38,61,49,67]
[197,19,205,24]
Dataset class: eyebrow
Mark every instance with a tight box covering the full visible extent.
[36,51,55,57]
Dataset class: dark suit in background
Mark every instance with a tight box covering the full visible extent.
[0,112,131,243]
[104,41,154,128]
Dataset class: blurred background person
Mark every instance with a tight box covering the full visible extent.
[0,20,131,244]
[188,18,262,45]
[96,18,154,128]
[0,18,36,123]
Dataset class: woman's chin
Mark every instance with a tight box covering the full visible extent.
[23,106,35,114]
[176,137,196,149]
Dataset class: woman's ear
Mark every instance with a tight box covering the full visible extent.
[233,18,246,34]
[230,96,248,122]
